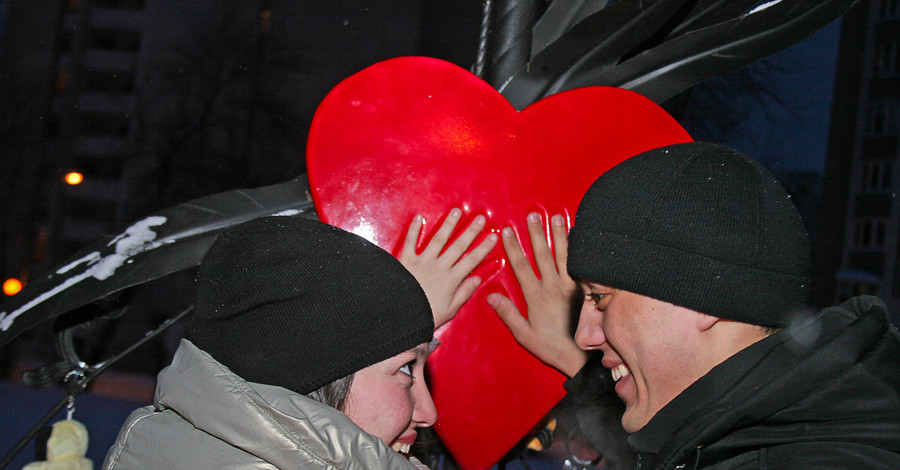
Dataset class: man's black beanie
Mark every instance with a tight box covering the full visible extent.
[567,142,811,327]
[186,216,434,395]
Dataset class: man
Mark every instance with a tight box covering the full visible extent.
[489,142,900,469]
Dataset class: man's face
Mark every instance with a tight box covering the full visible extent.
[574,282,707,433]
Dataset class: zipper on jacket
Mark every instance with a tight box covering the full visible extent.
[674,446,703,470]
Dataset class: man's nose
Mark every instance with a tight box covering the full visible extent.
[574,302,606,350]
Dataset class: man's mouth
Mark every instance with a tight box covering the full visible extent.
[611,364,630,382]
[391,443,411,454]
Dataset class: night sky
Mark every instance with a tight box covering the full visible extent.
[727,20,842,174]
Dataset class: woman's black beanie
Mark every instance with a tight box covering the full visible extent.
[186,216,434,394]
[567,142,811,327]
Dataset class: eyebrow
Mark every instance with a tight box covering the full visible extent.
[576,280,593,293]
[579,280,613,291]
[409,341,434,360]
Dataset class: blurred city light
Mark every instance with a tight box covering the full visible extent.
[3,278,23,296]
[64,172,84,185]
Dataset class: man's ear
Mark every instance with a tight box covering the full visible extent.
[695,312,720,332]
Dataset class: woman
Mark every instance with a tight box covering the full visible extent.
[102,212,495,469]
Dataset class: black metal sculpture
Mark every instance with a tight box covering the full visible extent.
[491,0,859,108]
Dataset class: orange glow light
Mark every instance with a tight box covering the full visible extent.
[3,278,23,296]
[64,172,84,185]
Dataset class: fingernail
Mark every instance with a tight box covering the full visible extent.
[486,294,499,306]
[488,233,499,242]
[471,276,482,287]
[474,215,486,226]
[527,212,540,223]
[450,208,462,218]
[502,227,515,238]
[552,214,565,226]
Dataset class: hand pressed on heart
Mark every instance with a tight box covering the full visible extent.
[488,213,588,378]
[399,208,499,329]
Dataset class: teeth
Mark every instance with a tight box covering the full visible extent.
[611,364,630,382]
[391,443,411,454]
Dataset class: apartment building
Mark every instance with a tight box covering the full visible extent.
[817,0,900,322]
[0,0,145,281]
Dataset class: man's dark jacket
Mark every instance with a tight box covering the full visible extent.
[565,295,900,469]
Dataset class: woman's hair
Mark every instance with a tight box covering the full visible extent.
[306,373,355,410]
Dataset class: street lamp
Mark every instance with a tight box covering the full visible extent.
[3,278,23,296]
[64,172,84,185]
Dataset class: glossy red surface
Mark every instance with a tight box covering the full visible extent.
[306,57,692,469]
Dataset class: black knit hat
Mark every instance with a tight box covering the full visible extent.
[186,216,434,394]
[568,142,811,327]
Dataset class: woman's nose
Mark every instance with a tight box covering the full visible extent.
[412,380,438,427]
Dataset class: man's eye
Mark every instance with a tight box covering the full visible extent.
[399,363,414,377]
[585,293,606,305]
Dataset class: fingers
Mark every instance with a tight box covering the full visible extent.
[487,293,535,344]
[441,214,488,265]
[505,212,568,286]
[446,276,483,319]
[526,213,557,281]
[452,230,498,277]
[421,208,463,258]
[501,226,540,291]
[399,214,425,261]
[550,214,569,278]
[412,209,494,268]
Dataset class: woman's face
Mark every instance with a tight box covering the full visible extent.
[342,342,436,454]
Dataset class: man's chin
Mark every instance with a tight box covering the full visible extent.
[621,409,650,434]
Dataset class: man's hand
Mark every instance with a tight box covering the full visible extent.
[488,213,587,377]
[399,208,498,329]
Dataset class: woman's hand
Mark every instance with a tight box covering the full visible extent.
[399,208,498,329]
[487,213,587,377]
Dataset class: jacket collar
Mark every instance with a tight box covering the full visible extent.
[156,339,419,470]
[628,296,894,469]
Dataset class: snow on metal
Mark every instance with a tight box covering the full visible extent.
[0,216,168,331]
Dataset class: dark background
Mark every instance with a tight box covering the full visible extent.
[0,1,883,468]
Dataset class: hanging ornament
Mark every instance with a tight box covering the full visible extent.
[23,397,92,470]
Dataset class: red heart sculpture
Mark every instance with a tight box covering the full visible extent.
[306,57,691,469]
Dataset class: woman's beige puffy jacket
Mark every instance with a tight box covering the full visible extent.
[102,339,428,470]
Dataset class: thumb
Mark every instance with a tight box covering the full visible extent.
[488,293,533,342]
[448,276,482,314]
